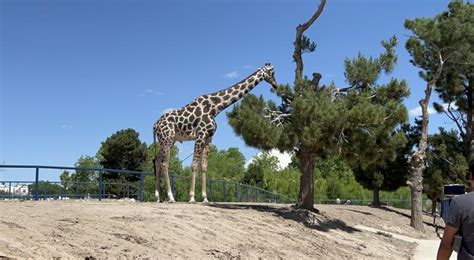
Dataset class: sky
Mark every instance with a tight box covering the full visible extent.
[1,0,456,181]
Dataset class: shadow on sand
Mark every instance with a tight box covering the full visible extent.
[208,203,361,234]
[377,206,439,228]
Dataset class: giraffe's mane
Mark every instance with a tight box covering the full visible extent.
[203,69,261,97]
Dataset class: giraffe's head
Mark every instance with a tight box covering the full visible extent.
[260,63,278,89]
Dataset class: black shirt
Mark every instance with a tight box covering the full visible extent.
[447,192,474,260]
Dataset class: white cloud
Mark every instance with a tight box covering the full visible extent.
[224,71,240,79]
[160,107,176,115]
[408,103,451,117]
[245,149,293,170]
[60,124,72,129]
[140,89,164,96]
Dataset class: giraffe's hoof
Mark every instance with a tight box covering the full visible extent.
[202,198,209,204]
[189,198,196,203]
[168,199,176,203]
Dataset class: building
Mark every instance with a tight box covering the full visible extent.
[0,182,8,193]
[0,182,29,196]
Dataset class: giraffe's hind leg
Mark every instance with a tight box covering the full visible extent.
[153,155,162,202]
[159,142,175,203]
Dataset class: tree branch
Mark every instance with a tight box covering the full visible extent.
[417,51,446,155]
[293,0,327,84]
[443,102,465,136]
[263,108,291,127]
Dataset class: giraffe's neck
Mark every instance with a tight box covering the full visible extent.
[206,70,264,116]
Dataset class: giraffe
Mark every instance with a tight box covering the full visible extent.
[153,63,278,203]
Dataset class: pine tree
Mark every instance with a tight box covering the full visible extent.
[341,37,410,207]
[404,1,465,231]
[431,1,474,164]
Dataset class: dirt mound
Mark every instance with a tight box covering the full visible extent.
[0,201,440,259]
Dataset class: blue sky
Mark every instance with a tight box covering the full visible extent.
[1,0,456,181]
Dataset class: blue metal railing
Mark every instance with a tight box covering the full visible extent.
[0,165,294,203]
[0,165,147,201]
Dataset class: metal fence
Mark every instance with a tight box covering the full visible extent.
[0,165,294,203]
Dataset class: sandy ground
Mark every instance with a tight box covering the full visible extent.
[0,200,444,259]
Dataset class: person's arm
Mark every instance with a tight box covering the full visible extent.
[436,225,460,260]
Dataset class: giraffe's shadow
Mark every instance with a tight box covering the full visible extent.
[208,203,360,233]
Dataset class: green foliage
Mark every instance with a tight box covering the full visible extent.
[28,182,63,198]
[344,36,397,89]
[59,155,101,195]
[243,151,280,188]
[405,1,472,76]
[98,128,147,172]
[207,146,246,180]
[227,95,283,150]
[288,85,348,153]
[297,35,317,54]
[315,157,370,201]
[60,156,100,182]
[143,142,182,174]
[430,1,473,160]
[264,166,300,201]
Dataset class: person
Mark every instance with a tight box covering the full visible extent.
[437,162,474,260]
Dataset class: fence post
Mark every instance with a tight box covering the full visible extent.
[171,175,175,197]
[34,167,40,201]
[139,173,144,202]
[99,170,103,201]
[44,181,48,200]
[127,183,130,198]
[235,183,239,202]
[209,180,213,202]
[223,181,227,203]
[246,186,249,202]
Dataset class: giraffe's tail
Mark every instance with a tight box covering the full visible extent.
[152,122,159,146]
[152,124,159,177]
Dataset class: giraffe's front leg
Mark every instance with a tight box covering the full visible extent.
[189,140,204,203]
[201,142,211,204]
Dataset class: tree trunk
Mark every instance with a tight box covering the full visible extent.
[407,51,445,232]
[408,159,425,231]
[372,188,381,207]
[292,0,326,84]
[296,147,317,211]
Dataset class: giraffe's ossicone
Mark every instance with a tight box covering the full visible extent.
[153,63,277,203]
